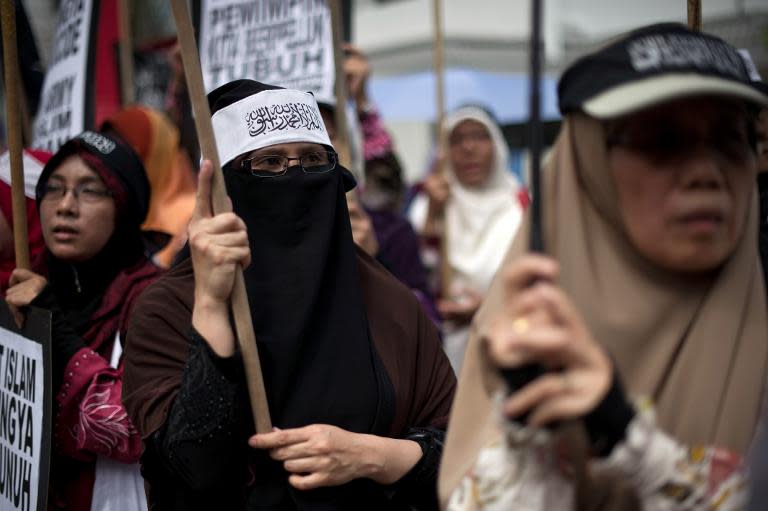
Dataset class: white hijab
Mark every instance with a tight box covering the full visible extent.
[410,107,523,293]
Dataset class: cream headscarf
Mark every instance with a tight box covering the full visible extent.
[439,113,768,507]
[409,106,523,293]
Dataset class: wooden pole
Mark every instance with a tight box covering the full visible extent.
[431,0,453,297]
[528,0,543,253]
[170,0,272,434]
[1,0,29,270]
[118,0,135,105]
[329,0,351,169]
[688,0,702,31]
[432,0,446,139]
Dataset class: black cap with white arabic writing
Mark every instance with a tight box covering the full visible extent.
[558,23,768,119]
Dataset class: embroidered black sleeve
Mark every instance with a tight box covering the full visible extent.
[151,328,249,492]
[390,426,445,511]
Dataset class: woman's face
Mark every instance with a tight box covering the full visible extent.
[39,155,116,263]
[608,96,756,273]
[449,119,494,187]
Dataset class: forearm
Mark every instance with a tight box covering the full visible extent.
[364,436,422,485]
[192,293,235,357]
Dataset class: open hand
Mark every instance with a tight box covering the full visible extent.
[249,424,422,489]
[250,424,377,490]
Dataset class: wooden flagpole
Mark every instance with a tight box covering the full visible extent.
[1,0,29,270]
[431,0,453,297]
[170,0,272,433]
[118,0,135,105]
[688,0,702,31]
[329,0,351,170]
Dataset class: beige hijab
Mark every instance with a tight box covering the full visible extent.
[439,113,768,507]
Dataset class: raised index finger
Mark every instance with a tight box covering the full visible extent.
[192,159,214,220]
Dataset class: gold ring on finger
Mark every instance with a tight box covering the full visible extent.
[512,316,530,334]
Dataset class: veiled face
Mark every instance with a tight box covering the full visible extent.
[607,96,756,273]
[449,120,494,187]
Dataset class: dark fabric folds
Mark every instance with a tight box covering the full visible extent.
[123,166,456,510]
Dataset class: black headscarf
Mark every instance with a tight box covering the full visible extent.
[35,131,150,318]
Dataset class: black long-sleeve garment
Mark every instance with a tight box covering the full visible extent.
[140,330,446,511]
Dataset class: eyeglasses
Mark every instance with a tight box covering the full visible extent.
[40,182,113,203]
[605,122,753,164]
[240,151,338,178]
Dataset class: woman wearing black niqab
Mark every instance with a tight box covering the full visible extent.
[123,80,456,511]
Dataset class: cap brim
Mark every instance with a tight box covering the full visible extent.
[583,73,768,119]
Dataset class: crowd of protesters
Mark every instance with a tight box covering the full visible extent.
[0,17,767,511]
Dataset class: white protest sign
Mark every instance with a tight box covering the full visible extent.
[0,328,43,511]
[32,0,95,152]
[199,0,335,98]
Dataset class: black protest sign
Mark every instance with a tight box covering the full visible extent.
[197,0,335,99]
[0,301,51,511]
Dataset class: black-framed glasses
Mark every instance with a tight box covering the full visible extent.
[40,182,113,203]
[240,151,337,178]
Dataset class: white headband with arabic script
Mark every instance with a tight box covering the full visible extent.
[211,89,333,167]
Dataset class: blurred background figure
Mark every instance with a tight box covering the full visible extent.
[0,148,50,294]
[319,43,439,324]
[408,106,526,373]
[102,106,197,268]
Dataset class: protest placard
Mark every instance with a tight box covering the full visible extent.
[0,302,51,511]
[31,0,95,152]
[198,0,335,98]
